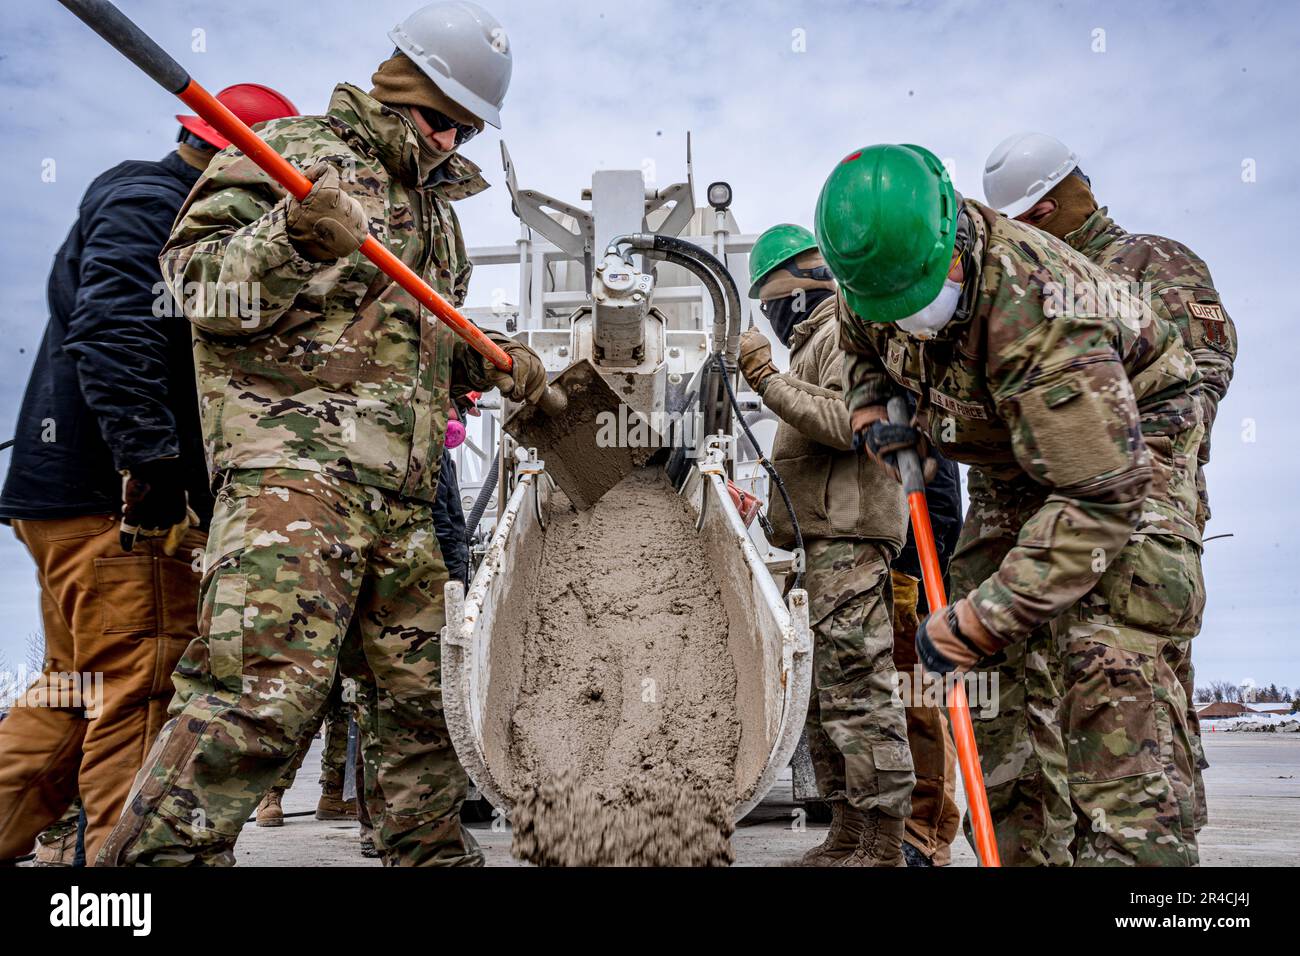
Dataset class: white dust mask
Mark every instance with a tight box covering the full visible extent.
[896,279,961,340]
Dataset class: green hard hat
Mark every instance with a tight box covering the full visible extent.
[814,144,958,324]
[748,223,818,298]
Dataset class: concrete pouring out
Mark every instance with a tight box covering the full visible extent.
[496,469,740,865]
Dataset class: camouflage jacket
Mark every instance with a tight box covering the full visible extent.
[1066,207,1236,476]
[760,294,906,553]
[839,200,1202,643]
[160,84,492,502]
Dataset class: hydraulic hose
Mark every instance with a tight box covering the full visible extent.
[635,245,732,437]
[714,352,804,592]
[608,233,743,360]
[465,453,500,541]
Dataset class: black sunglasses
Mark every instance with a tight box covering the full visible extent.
[778,261,833,283]
[418,106,479,146]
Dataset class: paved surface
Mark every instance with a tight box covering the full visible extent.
[236,732,1299,866]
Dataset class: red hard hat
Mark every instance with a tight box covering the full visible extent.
[177,83,298,150]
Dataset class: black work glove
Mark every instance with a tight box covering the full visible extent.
[121,457,190,551]
[854,418,939,484]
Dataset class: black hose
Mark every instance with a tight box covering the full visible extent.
[638,246,732,437]
[465,453,500,541]
[642,235,745,439]
[714,352,804,592]
[648,234,743,359]
[608,232,743,360]
[640,247,728,345]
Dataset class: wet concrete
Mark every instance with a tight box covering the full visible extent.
[494,470,740,865]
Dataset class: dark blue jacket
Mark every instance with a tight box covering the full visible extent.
[0,152,213,526]
[434,451,470,586]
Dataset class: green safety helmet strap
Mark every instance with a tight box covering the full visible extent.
[814,143,958,324]
[747,223,819,298]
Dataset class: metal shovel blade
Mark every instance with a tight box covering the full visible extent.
[503,359,657,510]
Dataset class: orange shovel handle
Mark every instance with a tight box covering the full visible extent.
[888,397,1001,868]
[906,490,1001,868]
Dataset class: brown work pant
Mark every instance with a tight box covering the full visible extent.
[0,514,204,862]
[891,570,961,862]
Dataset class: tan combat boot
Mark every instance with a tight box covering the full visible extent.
[316,788,357,821]
[832,808,907,867]
[797,802,868,866]
[255,790,285,827]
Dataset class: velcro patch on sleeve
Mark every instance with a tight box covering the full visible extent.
[1187,301,1225,323]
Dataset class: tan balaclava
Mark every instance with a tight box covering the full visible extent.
[756,249,837,301]
[1032,171,1098,239]
[370,51,484,132]
[757,249,838,346]
[176,141,215,171]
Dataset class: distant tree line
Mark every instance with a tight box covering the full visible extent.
[1194,680,1298,708]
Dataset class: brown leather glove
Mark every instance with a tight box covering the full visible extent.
[483,332,549,404]
[286,162,370,261]
[915,598,1002,674]
[738,327,779,392]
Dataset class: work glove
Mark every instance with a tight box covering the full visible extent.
[738,327,779,393]
[915,598,1002,675]
[483,332,549,404]
[286,162,370,262]
[120,457,197,555]
[852,404,939,483]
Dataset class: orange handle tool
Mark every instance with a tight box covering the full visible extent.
[886,396,1001,868]
[57,0,512,374]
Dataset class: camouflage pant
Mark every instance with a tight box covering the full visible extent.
[1166,640,1209,831]
[891,571,961,859]
[954,470,1203,867]
[272,671,351,795]
[803,539,914,819]
[97,468,481,867]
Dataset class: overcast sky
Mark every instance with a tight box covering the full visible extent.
[0,0,1296,690]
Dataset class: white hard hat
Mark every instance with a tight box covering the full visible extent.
[390,1,512,128]
[982,132,1079,219]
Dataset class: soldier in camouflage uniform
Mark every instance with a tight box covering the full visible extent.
[739,226,913,866]
[818,144,1204,866]
[99,4,549,866]
[983,133,1236,833]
